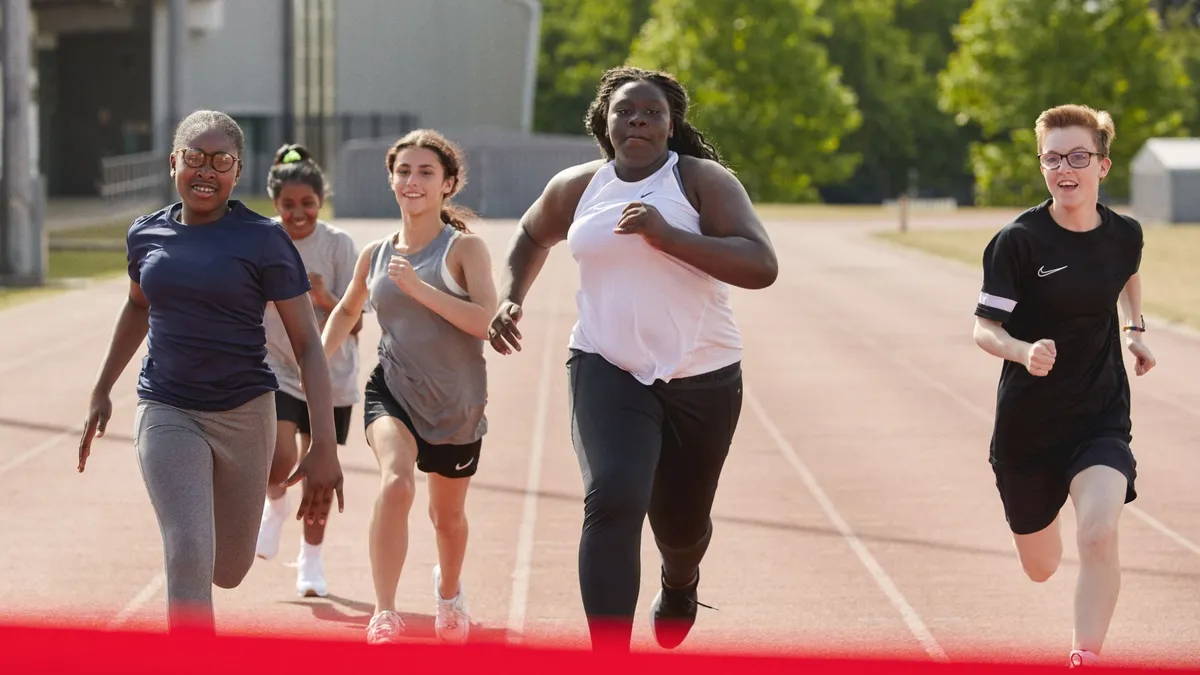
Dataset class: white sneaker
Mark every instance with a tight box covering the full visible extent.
[432,564,470,644]
[255,494,288,560]
[295,543,328,597]
[1069,649,1099,668]
[366,610,405,644]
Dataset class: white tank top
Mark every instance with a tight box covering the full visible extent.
[566,151,743,384]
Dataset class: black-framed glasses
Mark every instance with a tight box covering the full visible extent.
[1038,151,1103,170]
[177,147,240,173]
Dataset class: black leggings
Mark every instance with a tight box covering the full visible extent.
[566,349,743,647]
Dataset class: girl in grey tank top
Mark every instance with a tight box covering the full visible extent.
[319,129,500,646]
[366,224,488,445]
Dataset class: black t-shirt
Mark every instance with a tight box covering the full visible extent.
[974,199,1143,466]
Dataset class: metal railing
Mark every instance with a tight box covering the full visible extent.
[97,151,167,204]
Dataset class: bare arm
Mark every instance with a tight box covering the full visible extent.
[275,293,345,521]
[311,285,363,335]
[648,158,778,289]
[497,163,598,307]
[79,281,152,471]
[973,317,1033,365]
[497,226,553,310]
[92,281,151,396]
[323,241,379,358]
[1118,272,1145,343]
[1117,271,1156,375]
[407,234,497,340]
[489,162,599,354]
[973,316,1055,377]
[275,294,336,447]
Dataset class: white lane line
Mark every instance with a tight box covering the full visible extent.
[106,572,165,630]
[505,294,560,644]
[847,325,1200,562]
[747,390,948,662]
[854,235,1200,558]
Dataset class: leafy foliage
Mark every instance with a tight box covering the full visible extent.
[939,0,1196,205]
[628,0,861,202]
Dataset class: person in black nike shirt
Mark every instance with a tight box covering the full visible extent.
[972,103,1156,669]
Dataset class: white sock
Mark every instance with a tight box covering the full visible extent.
[299,541,322,562]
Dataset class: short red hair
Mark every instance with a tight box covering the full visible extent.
[1035,104,1116,156]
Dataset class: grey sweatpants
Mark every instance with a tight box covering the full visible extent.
[133,392,276,631]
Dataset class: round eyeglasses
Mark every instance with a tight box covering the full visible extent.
[177,147,240,173]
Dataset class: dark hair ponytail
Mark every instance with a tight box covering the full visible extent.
[267,143,328,201]
[439,203,477,233]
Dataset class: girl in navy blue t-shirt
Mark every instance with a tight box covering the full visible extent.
[76,110,345,633]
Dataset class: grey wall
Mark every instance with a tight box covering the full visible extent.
[1171,171,1200,224]
[332,0,535,131]
[1131,156,1170,224]
[333,128,602,220]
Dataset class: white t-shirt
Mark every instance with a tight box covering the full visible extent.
[263,220,362,407]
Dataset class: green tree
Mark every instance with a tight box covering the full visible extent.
[893,0,978,203]
[939,0,1195,206]
[1160,1,1200,132]
[532,0,654,135]
[816,0,975,203]
[628,0,862,202]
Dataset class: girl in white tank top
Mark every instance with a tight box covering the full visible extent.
[566,150,743,384]
[485,67,779,652]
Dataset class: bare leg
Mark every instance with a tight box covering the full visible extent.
[1012,516,1064,583]
[427,474,471,598]
[365,416,419,615]
[256,420,299,561]
[1068,464,1128,656]
[265,421,299,501]
[427,473,472,643]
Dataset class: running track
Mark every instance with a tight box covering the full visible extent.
[2,212,1198,668]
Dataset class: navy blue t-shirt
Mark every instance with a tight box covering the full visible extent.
[126,200,312,412]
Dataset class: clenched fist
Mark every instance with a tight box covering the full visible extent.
[1025,339,1056,377]
[388,255,420,293]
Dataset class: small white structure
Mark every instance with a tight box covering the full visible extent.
[1130,137,1200,224]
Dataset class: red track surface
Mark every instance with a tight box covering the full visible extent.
[2,213,1198,668]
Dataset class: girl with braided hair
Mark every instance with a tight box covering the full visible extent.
[487,66,779,652]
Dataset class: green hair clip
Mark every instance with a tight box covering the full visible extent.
[282,149,303,164]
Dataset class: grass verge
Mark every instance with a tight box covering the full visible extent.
[0,195,332,311]
[0,249,129,309]
[873,224,1200,331]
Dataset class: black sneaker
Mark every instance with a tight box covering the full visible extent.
[649,568,713,649]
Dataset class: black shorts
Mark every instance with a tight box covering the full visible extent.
[992,435,1137,536]
[362,364,482,479]
[275,390,353,446]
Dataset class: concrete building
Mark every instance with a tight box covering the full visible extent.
[26,0,540,200]
[1130,137,1200,225]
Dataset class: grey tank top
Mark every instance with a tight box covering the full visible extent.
[367,224,487,445]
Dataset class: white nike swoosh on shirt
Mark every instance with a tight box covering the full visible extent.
[1037,265,1067,277]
